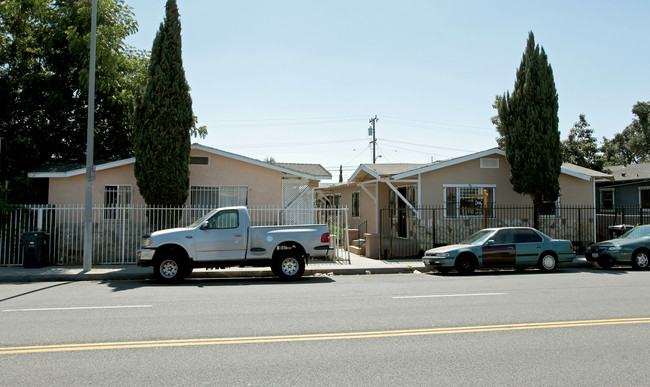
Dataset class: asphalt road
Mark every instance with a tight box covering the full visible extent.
[1,267,649,386]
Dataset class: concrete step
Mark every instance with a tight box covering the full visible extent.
[349,245,366,256]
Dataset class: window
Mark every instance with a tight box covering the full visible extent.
[540,197,560,218]
[207,210,239,229]
[103,185,132,220]
[190,186,248,208]
[444,185,495,218]
[491,229,514,244]
[190,156,209,165]
[352,191,360,218]
[640,187,650,209]
[191,186,219,208]
[599,188,615,211]
[515,228,542,243]
[325,194,341,208]
[219,186,249,207]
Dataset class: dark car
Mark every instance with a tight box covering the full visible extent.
[586,225,650,270]
[422,227,576,274]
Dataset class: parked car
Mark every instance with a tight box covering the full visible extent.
[137,207,330,281]
[585,225,650,270]
[422,227,576,274]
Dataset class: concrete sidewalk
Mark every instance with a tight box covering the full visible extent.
[0,254,595,282]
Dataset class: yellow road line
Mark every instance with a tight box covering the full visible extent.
[2,317,649,355]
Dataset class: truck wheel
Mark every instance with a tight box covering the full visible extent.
[273,254,305,281]
[154,255,187,282]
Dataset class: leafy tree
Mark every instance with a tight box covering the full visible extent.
[133,0,194,206]
[0,0,147,203]
[491,95,506,149]
[496,31,561,228]
[601,101,650,165]
[562,114,603,171]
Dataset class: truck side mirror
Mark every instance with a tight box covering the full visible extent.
[485,239,495,246]
[200,221,209,230]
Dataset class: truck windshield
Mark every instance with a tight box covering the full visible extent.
[460,230,494,246]
[188,209,218,228]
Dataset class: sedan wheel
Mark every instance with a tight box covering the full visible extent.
[538,253,557,272]
[632,251,650,270]
[455,256,476,275]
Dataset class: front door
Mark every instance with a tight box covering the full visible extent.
[193,209,247,261]
[482,229,516,265]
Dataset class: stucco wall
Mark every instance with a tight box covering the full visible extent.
[419,154,594,206]
[46,149,300,206]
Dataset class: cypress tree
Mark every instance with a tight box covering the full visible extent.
[497,32,561,228]
[133,0,193,206]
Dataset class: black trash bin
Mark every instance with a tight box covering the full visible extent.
[608,224,634,239]
[21,231,50,268]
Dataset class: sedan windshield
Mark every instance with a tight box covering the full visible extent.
[460,230,494,245]
[621,226,650,239]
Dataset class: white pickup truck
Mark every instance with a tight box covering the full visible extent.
[136,206,330,282]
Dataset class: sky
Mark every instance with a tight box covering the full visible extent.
[124,0,650,182]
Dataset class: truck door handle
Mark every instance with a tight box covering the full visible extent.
[235,234,242,237]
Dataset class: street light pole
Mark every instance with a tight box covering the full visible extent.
[83,0,98,271]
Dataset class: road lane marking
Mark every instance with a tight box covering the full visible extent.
[2,305,153,312]
[392,292,508,299]
[2,317,650,355]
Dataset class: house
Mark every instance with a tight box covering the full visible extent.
[318,148,612,258]
[596,163,650,210]
[594,163,650,239]
[18,144,333,265]
[28,143,331,210]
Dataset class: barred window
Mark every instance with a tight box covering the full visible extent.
[190,186,248,208]
[540,197,561,218]
[599,188,614,210]
[640,187,650,209]
[352,191,360,218]
[444,185,495,218]
[103,185,132,220]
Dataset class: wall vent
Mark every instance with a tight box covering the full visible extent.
[480,158,499,168]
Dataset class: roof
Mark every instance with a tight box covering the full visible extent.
[392,148,612,182]
[28,144,331,181]
[603,163,650,181]
[275,163,331,179]
[348,163,428,182]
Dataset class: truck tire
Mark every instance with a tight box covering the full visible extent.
[154,254,188,282]
[273,253,305,281]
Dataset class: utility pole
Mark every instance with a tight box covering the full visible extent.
[368,115,378,163]
[83,0,98,271]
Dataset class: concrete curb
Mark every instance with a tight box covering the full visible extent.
[0,257,597,283]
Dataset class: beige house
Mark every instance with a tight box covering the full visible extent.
[318,148,612,258]
[29,143,331,209]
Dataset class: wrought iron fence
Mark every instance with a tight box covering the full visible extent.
[0,205,349,266]
[379,205,598,259]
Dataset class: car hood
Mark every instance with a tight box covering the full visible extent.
[425,244,468,254]
[592,237,645,247]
